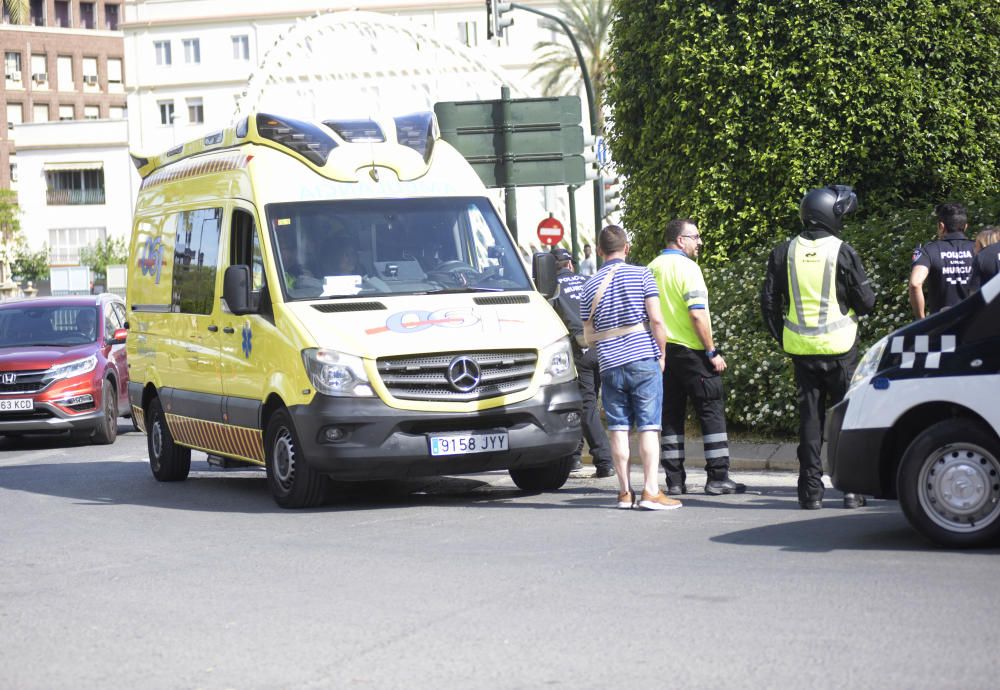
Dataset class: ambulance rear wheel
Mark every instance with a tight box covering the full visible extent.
[898,419,1000,548]
[147,397,191,481]
[509,455,574,492]
[265,408,328,509]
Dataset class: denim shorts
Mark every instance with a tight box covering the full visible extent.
[600,358,663,432]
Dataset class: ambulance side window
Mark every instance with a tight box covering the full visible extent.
[230,209,265,295]
[172,207,222,315]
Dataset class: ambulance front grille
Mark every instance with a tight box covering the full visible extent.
[376,350,537,402]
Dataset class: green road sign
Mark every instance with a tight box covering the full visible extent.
[435,95,585,188]
[466,155,586,188]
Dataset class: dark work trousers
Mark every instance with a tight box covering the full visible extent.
[573,346,612,470]
[660,343,730,487]
[792,352,857,503]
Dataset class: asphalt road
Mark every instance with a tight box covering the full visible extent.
[2,425,999,689]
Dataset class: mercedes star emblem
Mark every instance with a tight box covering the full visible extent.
[446,356,481,393]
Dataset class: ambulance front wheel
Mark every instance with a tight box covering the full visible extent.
[146,397,191,482]
[509,455,574,492]
[265,408,329,509]
[898,419,1000,548]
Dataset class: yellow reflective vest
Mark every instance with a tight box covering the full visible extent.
[782,235,858,356]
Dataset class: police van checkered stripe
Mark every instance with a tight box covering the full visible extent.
[890,334,956,369]
[165,413,265,464]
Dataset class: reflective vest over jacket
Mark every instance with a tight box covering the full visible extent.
[783,235,858,356]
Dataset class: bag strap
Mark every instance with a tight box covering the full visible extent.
[587,264,651,344]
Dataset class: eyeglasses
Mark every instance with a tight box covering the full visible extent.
[679,233,701,241]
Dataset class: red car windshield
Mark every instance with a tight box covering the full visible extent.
[0,305,100,347]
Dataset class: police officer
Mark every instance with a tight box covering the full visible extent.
[760,185,876,510]
[648,219,745,495]
[548,246,614,478]
[908,203,975,319]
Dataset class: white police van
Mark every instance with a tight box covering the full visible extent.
[826,277,1000,547]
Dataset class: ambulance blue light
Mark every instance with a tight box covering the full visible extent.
[394,112,436,162]
[256,113,338,166]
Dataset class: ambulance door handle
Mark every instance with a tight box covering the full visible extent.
[207,325,219,333]
[223,326,235,334]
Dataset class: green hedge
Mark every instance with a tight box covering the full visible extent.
[703,197,1000,435]
[607,0,1000,258]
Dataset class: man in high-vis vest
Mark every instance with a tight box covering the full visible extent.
[760,185,876,510]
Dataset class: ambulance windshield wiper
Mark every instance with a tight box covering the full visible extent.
[425,286,505,294]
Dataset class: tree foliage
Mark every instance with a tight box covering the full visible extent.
[3,0,29,25]
[12,245,50,283]
[79,237,127,280]
[527,0,614,128]
[607,0,1000,262]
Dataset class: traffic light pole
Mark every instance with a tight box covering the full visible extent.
[508,3,602,259]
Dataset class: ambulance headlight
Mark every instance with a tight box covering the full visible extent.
[541,336,576,385]
[302,348,373,397]
[850,335,889,391]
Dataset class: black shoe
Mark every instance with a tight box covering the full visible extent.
[594,466,615,478]
[570,459,584,472]
[799,499,823,510]
[666,483,687,496]
[843,493,867,509]
[704,478,746,495]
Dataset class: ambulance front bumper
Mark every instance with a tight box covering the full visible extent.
[826,398,890,498]
[289,382,583,480]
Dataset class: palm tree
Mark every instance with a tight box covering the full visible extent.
[526,0,614,130]
[3,0,29,24]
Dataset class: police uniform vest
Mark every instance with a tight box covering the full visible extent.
[783,235,858,356]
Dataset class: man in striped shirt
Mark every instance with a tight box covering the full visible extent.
[580,225,678,511]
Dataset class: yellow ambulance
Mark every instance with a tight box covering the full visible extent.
[125,112,582,507]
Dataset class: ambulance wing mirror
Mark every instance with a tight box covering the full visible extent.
[532,252,558,299]
[223,265,254,315]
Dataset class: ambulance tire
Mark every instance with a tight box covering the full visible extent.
[265,409,328,509]
[897,419,1000,548]
[146,397,191,482]
[91,379,118,445]
[509,455,574,492]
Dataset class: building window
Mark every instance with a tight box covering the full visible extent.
[84,106,99,120]
[4,52,22,82]
[29,0,44,26]
[9,162,17,183]
[7,103,23,130]
[158,100,175,126]
[109,106,126,120]
[232,35,249,60]
[104,3,119,31]
[187,98,204,124]
[30,54,47,84]
[45,168,106,206]
[82,57,98,85]
[49,227,106,265]
[59,105,74,121]
[79,2,95,29]
[33,104,49,122]
[154,41,172,66]
[107,58,122,85]
[54,0,70,28]
[57,56,73,90]
[183,39,201,64]
[458,21,478,48]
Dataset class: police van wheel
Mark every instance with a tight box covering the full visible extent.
[146,397,191,482]
[265,409,328,509]
[898,419,1000,548]
[509,455,574,492]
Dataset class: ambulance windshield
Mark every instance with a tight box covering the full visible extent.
[267,197,532,300]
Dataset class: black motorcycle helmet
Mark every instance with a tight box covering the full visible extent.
[799,184,858,233]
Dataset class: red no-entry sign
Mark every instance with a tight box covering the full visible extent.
[536,215,564,246]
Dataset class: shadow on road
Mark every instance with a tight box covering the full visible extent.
[0,420,138,450]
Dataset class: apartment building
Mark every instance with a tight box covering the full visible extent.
[1,0,127,189]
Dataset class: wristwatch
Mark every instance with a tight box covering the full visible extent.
[705,348,718,359]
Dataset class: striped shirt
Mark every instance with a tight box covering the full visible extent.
[579,259,661,371]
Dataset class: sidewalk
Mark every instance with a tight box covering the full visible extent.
[583,436,807,473]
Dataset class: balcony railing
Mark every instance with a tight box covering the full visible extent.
[46,189,106,205]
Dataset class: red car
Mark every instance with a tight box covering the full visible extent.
[0,294,130,444]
